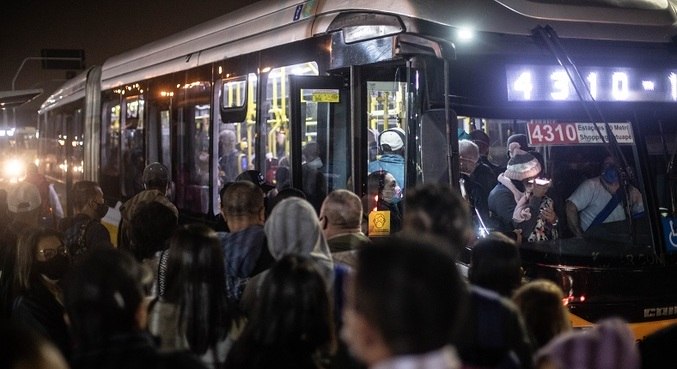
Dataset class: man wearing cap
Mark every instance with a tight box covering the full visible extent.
[368,128,406,196]
[3,182,42,234]
[566,156,644,238]
[118,162,178,256]
[488,144,557,242]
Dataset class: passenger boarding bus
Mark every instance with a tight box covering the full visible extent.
[37,0,677,338]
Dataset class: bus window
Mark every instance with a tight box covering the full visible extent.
[471,118,650,248]
[261,62,318,188]
[217,74,257,189]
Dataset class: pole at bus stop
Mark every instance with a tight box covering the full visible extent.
[10,54,84,128]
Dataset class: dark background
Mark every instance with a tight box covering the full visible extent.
[1,0,259,128]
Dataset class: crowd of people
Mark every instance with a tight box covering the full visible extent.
[0,142,666,369]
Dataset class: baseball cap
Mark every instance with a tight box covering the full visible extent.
[379,128,405,151]
[142,162,170,188]
[7,182,41,213]
[236,170,275,192]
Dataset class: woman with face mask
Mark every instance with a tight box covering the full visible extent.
[58,181,113,263]
[10,227,73,360]
[362,170,403,235]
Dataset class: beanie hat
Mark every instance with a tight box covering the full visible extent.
[504,142,541,180]
[7,182,41,213]
[379,128,405,151]
[507,134,530,153]
[459,139,480,164]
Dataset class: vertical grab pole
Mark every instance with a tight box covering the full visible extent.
[445,59,459,189]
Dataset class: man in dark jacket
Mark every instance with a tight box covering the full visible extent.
[58,181,112,263]
[219,181,273,306]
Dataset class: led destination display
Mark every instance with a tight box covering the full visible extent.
[507,65,677,102]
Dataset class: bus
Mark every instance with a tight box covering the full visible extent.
[37,0,677,338]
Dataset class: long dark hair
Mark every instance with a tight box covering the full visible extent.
[164,224,230,356]
[64,248,148,350]
[14,227,62,293]
[225,254,335,369]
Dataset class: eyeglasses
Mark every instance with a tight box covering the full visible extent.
[39,246,68,259]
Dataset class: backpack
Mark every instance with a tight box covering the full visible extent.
[63,218,97,259]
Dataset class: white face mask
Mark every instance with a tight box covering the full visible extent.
[380,176,401,203]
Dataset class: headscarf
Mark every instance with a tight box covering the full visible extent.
[535,318,639,369]
[264,197,334,288]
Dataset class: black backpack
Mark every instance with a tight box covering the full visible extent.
[63,218,97,259]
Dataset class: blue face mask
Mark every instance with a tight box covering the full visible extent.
[601,165,619,184]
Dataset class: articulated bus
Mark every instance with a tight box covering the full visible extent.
[37,0,677,338]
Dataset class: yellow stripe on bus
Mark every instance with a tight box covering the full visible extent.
[569,311,677,340]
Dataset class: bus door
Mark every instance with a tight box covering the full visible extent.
[289,75,350,214]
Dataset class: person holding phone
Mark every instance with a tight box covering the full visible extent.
[489,143,558,243]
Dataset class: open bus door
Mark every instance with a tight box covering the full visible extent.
[288,75,350,213]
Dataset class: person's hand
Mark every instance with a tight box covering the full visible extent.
[531,181,550,197]
[541,206,557,224]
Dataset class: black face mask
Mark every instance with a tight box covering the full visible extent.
[34,254,70,280]
[94,202,108,219]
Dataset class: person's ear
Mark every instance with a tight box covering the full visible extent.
[258,206,265,222]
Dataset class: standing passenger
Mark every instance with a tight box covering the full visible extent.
[219,181,273,307]
[148,224,232,368]
[129,201,178,296]
[59,181,112,262]
[340,238,467,369]
[225,255,335,369]
[488,144,557,243]
[118,162,177,254]
[63,248,207,369]
[319,189,370,267]
[6,181,42,230]
[368,128,406,195]
[512,279,571,351]
[10,228,72,359]
[24,163,64,229]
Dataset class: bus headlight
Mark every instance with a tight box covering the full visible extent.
[3,158,25,182]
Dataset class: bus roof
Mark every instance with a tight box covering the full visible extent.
[42,0,677,102]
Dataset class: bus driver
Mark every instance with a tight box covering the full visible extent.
[565,156,644,238]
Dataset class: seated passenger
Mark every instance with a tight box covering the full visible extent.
[565,156,644,238]
[488,144,557,243]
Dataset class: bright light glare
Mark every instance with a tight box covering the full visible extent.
[457,27,474,42]
[3,158,25,180]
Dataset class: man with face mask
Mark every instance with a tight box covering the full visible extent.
[58,181,113,263]
[566,156,645,238]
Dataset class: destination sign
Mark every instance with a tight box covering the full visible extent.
[507,65,677,102]
[527,122,634,145]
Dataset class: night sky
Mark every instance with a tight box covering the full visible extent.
[0,0,259,127]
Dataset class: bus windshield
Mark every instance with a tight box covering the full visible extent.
[466,117,654,264]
